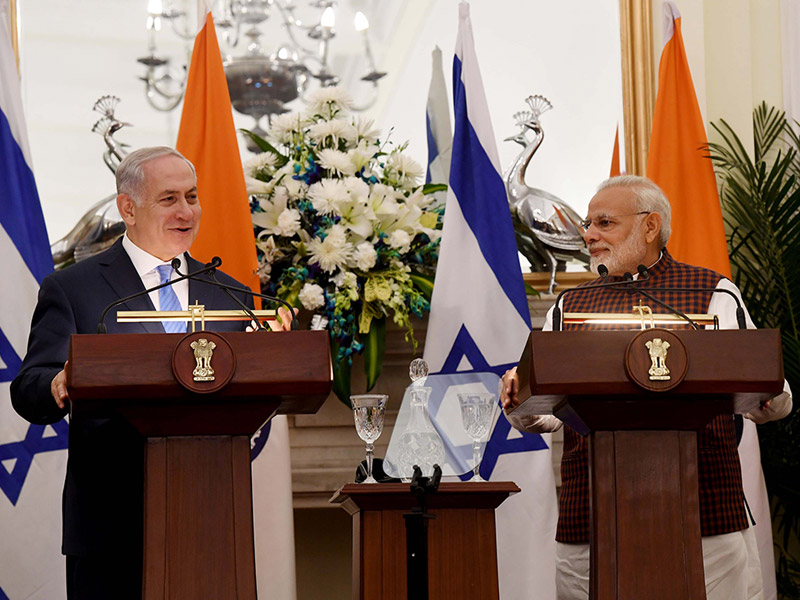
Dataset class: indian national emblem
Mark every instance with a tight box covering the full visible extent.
[645,337,671,381]
[190,338,216,382]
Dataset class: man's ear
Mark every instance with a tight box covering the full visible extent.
[117,194,136,226]
[643,212,662,245]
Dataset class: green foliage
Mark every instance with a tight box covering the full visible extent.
[362,317,386,392]
[707,101,800,598]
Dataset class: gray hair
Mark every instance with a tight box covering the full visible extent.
[116,146,196,202]
[597,175,671,247]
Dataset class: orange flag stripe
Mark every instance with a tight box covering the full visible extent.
[610,124,621,177]
[646,14,731,278]
[176,12,261,298]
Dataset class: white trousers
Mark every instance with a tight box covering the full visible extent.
[555,526,763,600]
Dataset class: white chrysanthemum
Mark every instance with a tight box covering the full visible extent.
[332,270,358,289]
[308,119,358,148]
[385,152,425,188]
[308,224,353,273]
[388,230,412,253]
[245,176,273,195]
[244,152,278,177]
[298,282,326,310]
[353,115,381,144]
[308,178,349,215]
[353,242,378,271]
[306,86,353,118]
[268,112,305,145]
[277,208,301,236]
[317,148,356,177]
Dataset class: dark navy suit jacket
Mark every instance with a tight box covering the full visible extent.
[10,238,253,559]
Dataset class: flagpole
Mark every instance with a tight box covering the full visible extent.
[8,0,19,72]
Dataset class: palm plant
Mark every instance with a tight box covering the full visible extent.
[707,101,800,598]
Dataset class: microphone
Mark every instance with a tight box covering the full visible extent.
[606,264,747,330]
[613,267,699,330]
[174,257,300,331]
[172,258,266,332]
[96,258,221,333]
[552,263,747,331]
[552,265,638,331]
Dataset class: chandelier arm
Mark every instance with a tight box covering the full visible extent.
[348,80,380,113]
[273,1,323,59]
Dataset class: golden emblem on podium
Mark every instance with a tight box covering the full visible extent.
[190,338,216,381]
[645,337,671,380]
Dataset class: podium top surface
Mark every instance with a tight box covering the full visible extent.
[331,481,520,514]
[67,330,332,424]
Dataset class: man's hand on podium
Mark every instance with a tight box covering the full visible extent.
[50,361,69,409]
[500,367,520,411]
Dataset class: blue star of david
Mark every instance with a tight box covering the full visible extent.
[1,327,70,507]
[0,328,22,384]
[0,419,69,506]
[434,324,548,481]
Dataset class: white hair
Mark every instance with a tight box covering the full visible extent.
[597,175,672,247]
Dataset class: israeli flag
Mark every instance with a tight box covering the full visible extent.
[423,4,557,598]
[0,5,68,598]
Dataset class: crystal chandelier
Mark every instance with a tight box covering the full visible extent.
[137,0,386,131]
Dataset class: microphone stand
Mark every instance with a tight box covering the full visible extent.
[404,464,442,600]
[96,258,222,333]
[172,259,268,332]
[175,259,300,331]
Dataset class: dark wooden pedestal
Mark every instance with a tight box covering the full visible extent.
[67,331,332,600]
[331,481,518,600]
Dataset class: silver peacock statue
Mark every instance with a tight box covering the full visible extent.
[504,95,589,294]
[50,96,130,268]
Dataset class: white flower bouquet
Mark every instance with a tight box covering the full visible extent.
[243,87,445,403]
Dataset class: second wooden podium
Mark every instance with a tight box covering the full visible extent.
[67,330,332,600]
[511,328,784,600]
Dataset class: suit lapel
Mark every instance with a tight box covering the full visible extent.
[99,239,163,334]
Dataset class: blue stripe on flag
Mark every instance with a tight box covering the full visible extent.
[450,55,530,327]
[0,108,52,284]
[425,112,439,184]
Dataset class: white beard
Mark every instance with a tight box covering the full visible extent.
[589,229,648,276]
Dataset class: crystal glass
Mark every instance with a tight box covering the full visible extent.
[457,392,496,482]
[351,394,388,484]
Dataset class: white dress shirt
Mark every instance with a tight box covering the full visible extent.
[121,234,189,312]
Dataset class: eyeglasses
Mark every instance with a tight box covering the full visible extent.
[579,211,650,231]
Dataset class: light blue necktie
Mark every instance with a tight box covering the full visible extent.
[155,264,186,333]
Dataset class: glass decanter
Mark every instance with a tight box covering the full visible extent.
[395,359,445,479]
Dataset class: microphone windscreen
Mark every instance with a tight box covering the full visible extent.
[597,264,609,279]
[623,272,633,281]
[637,264,649,279]
[170,258,181,270]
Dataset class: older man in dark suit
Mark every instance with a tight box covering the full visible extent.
[11,146,288,599]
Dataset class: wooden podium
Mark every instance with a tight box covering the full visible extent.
[331,481,519,600]
[511,328,784,600]
[66,330,332,600]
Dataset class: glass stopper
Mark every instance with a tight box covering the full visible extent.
[409,357,429,382]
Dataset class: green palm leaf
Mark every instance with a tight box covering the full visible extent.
[708,100,800,598]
